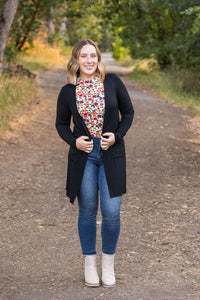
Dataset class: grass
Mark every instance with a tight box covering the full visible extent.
[0,39,72,134]
[118,57,200,116]
[15,38,71,71]
[0,75,37,134]
[128,70,200,116]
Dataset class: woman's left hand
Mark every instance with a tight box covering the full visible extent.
[100,132,115,151]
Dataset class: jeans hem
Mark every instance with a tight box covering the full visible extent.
[82,251,96,257]
[102,250,116,255]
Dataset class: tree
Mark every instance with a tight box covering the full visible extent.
[0,0,19,77]
[6,0,66,54]
[182,6,200,34]
[3,0,112,62]
[103,0,200,69]
[9,0,62,51]
[65,0,113,50]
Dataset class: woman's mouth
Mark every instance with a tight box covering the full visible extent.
[85,65,94,69]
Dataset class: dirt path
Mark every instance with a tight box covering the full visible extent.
[0,56,200,300]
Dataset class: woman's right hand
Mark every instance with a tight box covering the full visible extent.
[76,136,93,153]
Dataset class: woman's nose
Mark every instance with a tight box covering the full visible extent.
[86,55,92,62]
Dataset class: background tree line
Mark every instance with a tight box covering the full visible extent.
[1,0,200,76]
[104,0,200,71]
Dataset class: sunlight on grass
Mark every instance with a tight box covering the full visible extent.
[126,59,200,116]
[16,38,71,71]
[117,56,159,72]
[0,39,72,135]
[0,75,37,134]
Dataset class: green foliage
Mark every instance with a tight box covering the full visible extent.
[0,1,4,10]
[4,43,19,63]
[7,0,66,55]
[112,29,129,60]
[104,0,200,70]
[4,0,113,58]
[181,71,200,95]
[182,6,200,34]
[4,0,200,72]
[65,0,113,50]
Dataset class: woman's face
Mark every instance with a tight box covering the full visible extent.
[78,44,98,80]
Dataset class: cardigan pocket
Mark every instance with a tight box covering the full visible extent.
[68,147,85,163]
[111,139,125,157]
[112,152,124,158]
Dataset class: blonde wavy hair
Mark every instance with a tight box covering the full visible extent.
[67,39,105,85]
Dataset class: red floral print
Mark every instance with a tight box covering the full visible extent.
[76,75,105,137]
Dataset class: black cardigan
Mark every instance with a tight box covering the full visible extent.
[56,73,134,203]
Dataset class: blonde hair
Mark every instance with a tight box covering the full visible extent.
[67,39,105,85]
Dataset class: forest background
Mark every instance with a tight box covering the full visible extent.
[0,0,200,134]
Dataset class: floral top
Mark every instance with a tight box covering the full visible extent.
[76,75,105,137]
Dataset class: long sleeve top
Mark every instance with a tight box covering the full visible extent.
[56,73,134,203]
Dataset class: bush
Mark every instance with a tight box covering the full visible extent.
[112,33,129,60]
[182,71,200,95]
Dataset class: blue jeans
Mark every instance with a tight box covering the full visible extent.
[77,137,122,256]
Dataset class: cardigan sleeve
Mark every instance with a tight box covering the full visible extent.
[113,74,134,143]
[55,87,77,147]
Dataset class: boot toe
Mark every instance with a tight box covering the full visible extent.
[85,280,100,287]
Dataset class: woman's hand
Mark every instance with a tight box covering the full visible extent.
[100,132,115,151]
[76,136,93,153]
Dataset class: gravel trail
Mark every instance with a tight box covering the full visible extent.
[0,55,199,300]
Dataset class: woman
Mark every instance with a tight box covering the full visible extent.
[55,39,134,287]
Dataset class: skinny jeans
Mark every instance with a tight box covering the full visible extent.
[77,137,122,255]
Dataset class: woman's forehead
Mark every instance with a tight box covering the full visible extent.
[80,44,97,54]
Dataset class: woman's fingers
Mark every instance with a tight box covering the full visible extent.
[100,132,115,150]
[76,136,93,153]
[85,142,93,153]
[76,133,115,152]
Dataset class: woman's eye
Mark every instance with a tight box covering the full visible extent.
[80,54,96,58]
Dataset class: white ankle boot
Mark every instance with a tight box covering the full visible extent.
[102,253,116,287]
[84,255,100,287]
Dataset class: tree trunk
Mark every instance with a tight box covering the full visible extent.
[47,7,55,35]
[0,0,19,77]
[17,3,40,51]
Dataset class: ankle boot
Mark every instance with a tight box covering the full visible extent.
[84,255,100,287]
[102,253,116,287]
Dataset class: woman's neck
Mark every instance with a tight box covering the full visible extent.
[78,72,98,81]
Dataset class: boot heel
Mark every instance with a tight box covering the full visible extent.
[84,255,100,287]
[102,253,116,287]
